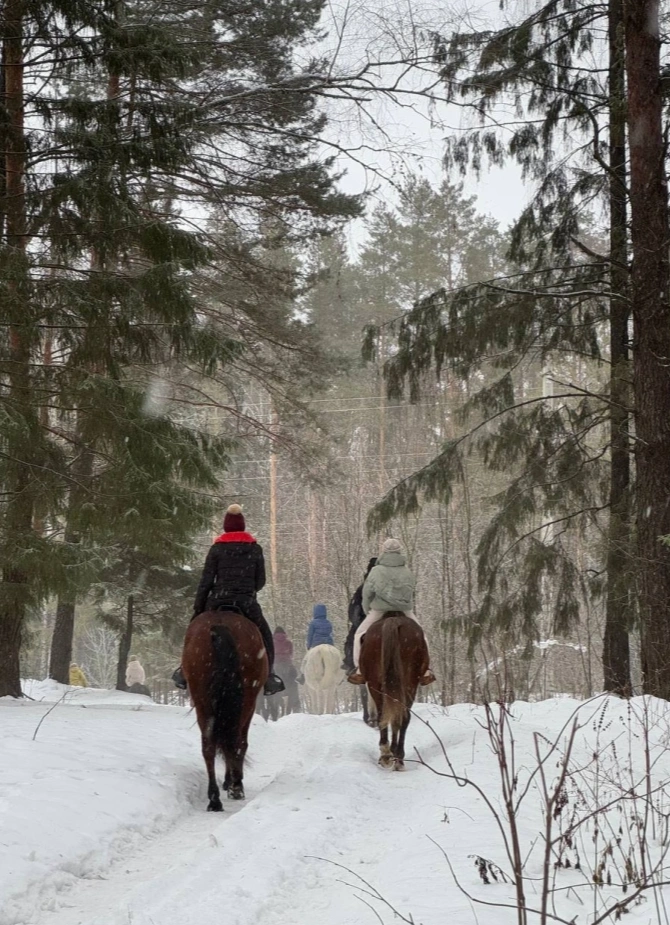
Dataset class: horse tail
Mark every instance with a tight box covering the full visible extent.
[209,625,244,765]
[380,615,408,729]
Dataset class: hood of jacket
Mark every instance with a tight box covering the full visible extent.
[312,603,328,619]
[377,550,406,568]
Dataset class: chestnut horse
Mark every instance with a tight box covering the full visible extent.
[359,612,428,771]
[181,610,268,810]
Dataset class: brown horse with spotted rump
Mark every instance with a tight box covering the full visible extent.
[359,611,429,771]
[182,610,268,810]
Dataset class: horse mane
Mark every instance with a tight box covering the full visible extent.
[380,614,411,730]
[209,624,244,765]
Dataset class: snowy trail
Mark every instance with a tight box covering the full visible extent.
[32,807,236,925]
[30,711,430,925]
[7,688,670,925]
[2,687,467,925]
[30,713,349,925]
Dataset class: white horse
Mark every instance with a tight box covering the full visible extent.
[301,644,344,714]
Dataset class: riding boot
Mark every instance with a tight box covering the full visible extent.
[172,666,187,690]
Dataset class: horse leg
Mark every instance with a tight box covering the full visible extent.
[393,711,411,771]
[378,723,393,768]
[363,686,379,727]
[228,715,251,800]
[202,734,223,812]
[227,748,245,800]
[362,686,369,724]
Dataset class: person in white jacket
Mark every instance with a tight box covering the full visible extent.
[125,655,146,687]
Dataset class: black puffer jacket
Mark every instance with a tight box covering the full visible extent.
[193,534,266,615]
[347,585,365,630]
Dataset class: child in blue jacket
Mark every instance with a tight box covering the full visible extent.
[306,604,334,648]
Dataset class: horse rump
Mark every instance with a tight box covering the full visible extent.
[208,624,244,764]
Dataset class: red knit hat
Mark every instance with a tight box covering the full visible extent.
[223,503,245,533]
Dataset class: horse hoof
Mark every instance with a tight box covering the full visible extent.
[207,800,223,812]
[365,718,378,728]
[393,759,405,772]
[378,755,394,769]
[228,787,245,801]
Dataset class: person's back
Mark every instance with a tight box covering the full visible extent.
[126,656,146,687]
[348,585,364,628]
[348,538,435,687]
[273,627,294,664]
[363,547,415,614]
[174,503,284,697]
[342,556,378,671]
[69,663,87,687]
[193,510,265,616]
[306,604,334,649]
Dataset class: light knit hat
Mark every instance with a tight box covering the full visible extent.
[382,538,402,554]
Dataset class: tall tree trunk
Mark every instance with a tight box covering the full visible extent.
[48,443,94,683]
[116,593,133,691]
[0,39,6,243]
[603,0,632,695]
[624,0,670,698]
[49,600,76,684]
[0,0,32,698]
[269,403,278,586]
[378,328,386,494]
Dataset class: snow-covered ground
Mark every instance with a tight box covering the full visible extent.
[3,685,670,925]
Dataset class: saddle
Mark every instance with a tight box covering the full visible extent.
[214,602,248,618]
[359,612,406,649]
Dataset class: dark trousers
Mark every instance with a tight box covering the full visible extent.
[198,598,275,670]
[343,622,357,668]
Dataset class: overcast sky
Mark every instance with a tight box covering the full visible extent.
[315,0,532,245]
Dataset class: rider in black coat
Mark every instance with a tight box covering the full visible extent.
[342,557,377,671]
[173,505,284,695]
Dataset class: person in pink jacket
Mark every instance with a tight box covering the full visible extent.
[273,627,292,662]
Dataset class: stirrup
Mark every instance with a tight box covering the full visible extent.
[264,674,285,696]
[172,667,187,690]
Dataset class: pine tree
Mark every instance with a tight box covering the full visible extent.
[367,2,628,686]
[0,0,360,696]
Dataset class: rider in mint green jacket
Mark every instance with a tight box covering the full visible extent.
[349,538,435,686]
